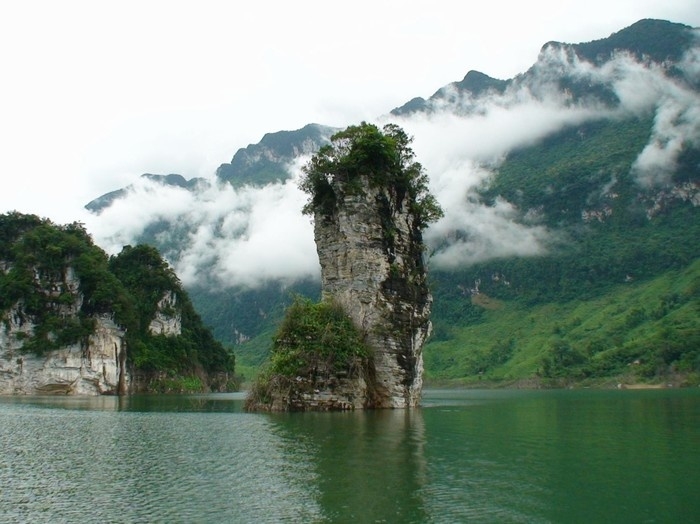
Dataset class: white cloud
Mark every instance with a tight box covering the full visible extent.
[84,160,319,289]
[632,95,700,186]
[2,1,699,224]
[83,33,700,284]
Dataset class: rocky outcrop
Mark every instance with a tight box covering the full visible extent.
[215,123,335,186]
[0,289,188,395]
[245,123,438,411]
[148,291,181,336]
[0,264,127,395]
[314,178,432,408]
[0,269,183,396]
[256,361,370,411]
[0,311,127,395]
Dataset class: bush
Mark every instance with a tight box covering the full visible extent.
[269,296,370,377]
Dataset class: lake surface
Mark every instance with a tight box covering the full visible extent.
[1,388,699,523]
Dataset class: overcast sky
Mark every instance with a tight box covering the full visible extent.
[1,0,698,226]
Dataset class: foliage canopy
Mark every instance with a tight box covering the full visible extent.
[300,122,443,227]
[246,296,370,408]
[268,296,369,377]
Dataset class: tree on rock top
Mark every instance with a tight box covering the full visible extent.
[300,122,443,227]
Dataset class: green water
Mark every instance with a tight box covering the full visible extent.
[1,389,698,523]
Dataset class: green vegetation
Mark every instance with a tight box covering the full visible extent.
[109,244,234,382]
[482,117,654,225]
[425,259,700,386]
[246,297,370,408]
[0,213,234,391]
[269,297,369,376]
[300,122,443,226]
[574,19,695,64]
[0,212,130,355]
[237,115,699,387]
[216,124,335,187]
[81,21,700,389]
[426,114,700,386]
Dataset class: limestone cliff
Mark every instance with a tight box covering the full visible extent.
[0,265,128,395]
[314,176,432,407]
[247,122,441,410]
[0,214,234,395]
[0,282,183,395]
[148,291,182,336]
[0,311,127,395]
[306,123,440,408]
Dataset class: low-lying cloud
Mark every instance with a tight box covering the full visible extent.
[85,40,700,288]
[84,162,319,289]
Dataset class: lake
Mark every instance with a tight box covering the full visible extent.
[1,388,698,523]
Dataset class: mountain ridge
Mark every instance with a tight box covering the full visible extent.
[82,18,700,385]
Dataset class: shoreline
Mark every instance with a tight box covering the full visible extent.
[423,373,698,390]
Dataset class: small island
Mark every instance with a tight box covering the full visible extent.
[0,213,235,395]
[246,122,442,410]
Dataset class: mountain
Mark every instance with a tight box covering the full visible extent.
[216,123,336,187]
[393,19,698,117]
[86,173,207,214]
[391,70,510,116]
[85,19,700,386]
[0,213,236,393]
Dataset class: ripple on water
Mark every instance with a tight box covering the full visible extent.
[2,389,699,523]
[0,404,323,523]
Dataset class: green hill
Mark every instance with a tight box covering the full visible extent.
[427,259,700,387]
[0,213,236,392]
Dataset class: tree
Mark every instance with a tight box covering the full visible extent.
[299,122,443,226]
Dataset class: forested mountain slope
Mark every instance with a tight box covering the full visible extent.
[85,19,700,385]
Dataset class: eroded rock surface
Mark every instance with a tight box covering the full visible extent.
[314,177,432,408]
[0,271,182,395]
[0,313,127,395]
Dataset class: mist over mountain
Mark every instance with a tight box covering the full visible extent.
[83,19,700,382]
[215,123,336,187]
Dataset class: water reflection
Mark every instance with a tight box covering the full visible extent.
[419,389,700,523]
[0,394,322,523]
[3,392,247,412]
[1,389,699,523]
[267,408,428,523]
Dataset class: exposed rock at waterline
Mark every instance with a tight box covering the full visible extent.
[313,176,432,408]
[0,312,127,395]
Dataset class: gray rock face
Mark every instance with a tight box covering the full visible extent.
[261,362,370,412]
[314,178,432,408]
[0,268,182,396]
[148,291,182,336]
[0,310,127,395]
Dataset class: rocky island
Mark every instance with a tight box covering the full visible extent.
[0,214,235,395]
[246,123,442,410]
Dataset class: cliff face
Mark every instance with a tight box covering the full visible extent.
[0,215,234,395]
[245,123,439,411]
[0,269,181,395]
[0,312,127,395]
[0,266,128,395]
[148,291,182,336]
[314,178,432,408]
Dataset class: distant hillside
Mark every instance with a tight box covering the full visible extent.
[86,174,207,214]
[392,18,699,116]
[216,123,336,187]
[427,113,700,385]
[83,19,700,386]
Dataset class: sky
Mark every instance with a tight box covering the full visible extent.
[1,1,699,292]
[1,0,698,226]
